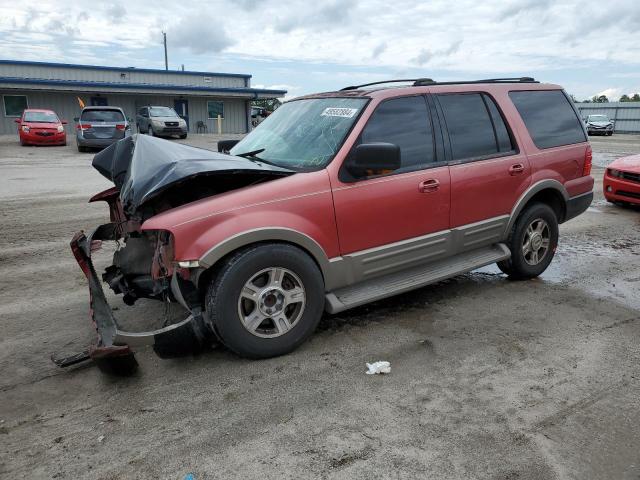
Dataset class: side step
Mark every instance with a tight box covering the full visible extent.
[325,243,510,314]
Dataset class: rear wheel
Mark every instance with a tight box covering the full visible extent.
[497,203,559,280]
[204,244,324,359]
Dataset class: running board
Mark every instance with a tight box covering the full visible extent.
[325,243,510,314]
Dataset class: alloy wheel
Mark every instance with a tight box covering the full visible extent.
[522,218,551,266]
[237,267,306,338]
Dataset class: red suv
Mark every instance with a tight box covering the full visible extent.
[65,77,593,373]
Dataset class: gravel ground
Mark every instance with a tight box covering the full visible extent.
[1,133,639,480]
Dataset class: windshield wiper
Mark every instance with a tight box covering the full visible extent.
[236,148,266,158]
[234,148,282,168]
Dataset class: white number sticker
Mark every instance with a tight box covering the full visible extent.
[321,107,358,118]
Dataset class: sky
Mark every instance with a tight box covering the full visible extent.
[1,0,640,101]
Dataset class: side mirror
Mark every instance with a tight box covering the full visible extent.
[14,119,21,124]
[74,117,79,122]
[345,143,401,178]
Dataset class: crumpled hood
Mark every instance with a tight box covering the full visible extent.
[92,134,293,215]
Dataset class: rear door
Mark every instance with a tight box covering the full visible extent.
[331,95,451,278]
[436,92,530,234]
[80,108,126,140]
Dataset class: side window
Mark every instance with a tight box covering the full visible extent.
[437,93,508,161]
[359,96,435,172]
[483,94,514,153]
[509,90,586,149]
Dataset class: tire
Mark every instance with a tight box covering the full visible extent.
[148,126,155,136]
[497,202,559,280]
[77,144,86,152]
[179,134,187,139]
[204,244,325,359]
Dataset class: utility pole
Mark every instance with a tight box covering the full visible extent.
[162,31,168,70]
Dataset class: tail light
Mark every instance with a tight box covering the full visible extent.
[583,145,592,176]
[115,124,126,131]
[76,124,92,130]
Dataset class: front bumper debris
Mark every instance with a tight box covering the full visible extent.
[54,223,211,375]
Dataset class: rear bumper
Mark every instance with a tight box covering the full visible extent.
[77,137,120,148]
[604,175,640,205]
[565,191,593,221]
[66,224,211,374]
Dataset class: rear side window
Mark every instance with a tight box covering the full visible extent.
[509,90,586,149]
[437,93,514,161]
[81,110,124,122]
[360,96,435,171]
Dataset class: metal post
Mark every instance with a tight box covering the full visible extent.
[162,32,168,70]
[217,114,222,135]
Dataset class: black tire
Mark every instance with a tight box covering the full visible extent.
[148,126,155,136]
[204,243,325,359]
[77,144,86,152]
[179,134,187,139]
[497,203,559,280]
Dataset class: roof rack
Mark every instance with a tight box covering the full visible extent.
[340,76,537,91]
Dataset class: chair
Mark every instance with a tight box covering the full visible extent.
[196,120,208,133]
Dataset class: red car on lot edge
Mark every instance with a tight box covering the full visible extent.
[604,154,640,206]
[62,76,594,374]
[15,109,67,146]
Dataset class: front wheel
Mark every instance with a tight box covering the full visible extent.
[204,244,325,359]
[497,203,559,280]
[179,133,187,139]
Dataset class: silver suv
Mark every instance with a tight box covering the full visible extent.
[136,106,188,139]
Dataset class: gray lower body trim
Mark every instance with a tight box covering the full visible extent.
[325,243,510,314]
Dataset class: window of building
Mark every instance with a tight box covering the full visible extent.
[359,95,435,172]
[437,93,514,161]
[509,90,586,149]
[3,95,28,117]
[207,101,224,119]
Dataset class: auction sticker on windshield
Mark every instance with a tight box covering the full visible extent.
[321,107,359,118]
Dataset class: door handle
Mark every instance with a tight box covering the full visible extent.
[419,179,440,193]
[508,163,525,175]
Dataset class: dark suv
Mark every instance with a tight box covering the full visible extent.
[66,77,594,372]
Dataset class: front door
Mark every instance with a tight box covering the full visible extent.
[331,95,451,278]
[174,99,189,129]
[435,92,531,228]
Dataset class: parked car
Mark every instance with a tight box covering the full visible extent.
[604,154,640,206]
[15,109,67,146]
[65,77,594,373]
[76,106,131,152]
[136,106,188,139]
[584,114,614,136]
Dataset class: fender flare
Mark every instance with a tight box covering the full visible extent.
[505,179,569,235]
[198,227,337,288]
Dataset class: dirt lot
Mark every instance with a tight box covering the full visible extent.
[1,133,639,479]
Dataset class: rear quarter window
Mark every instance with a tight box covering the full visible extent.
[509,90,586,149]
[81,110,124,122]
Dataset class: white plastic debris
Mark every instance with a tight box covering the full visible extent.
[98,435,105,443]
[366,361,391,375]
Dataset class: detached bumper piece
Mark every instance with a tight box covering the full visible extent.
[56,224,210,375]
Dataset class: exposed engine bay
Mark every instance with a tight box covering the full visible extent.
[56,135,293,374]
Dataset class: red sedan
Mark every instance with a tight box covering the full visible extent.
[604,154,640,206]
[15,109,67,146]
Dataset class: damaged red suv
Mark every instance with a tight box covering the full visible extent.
[64,77,593,373]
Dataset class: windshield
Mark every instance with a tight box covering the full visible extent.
[81,110,125,122]
[230,98,368,170]
[24,111,58,123]
[588,115,609,122]
[149,107,178,117]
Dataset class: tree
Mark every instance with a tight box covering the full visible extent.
[620,94,631,102]
[632,93,640,102]
[591,95,609,103]
[569,94,579,102]
[251,98,282,112]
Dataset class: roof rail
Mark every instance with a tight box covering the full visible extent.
[340,76,537,91]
